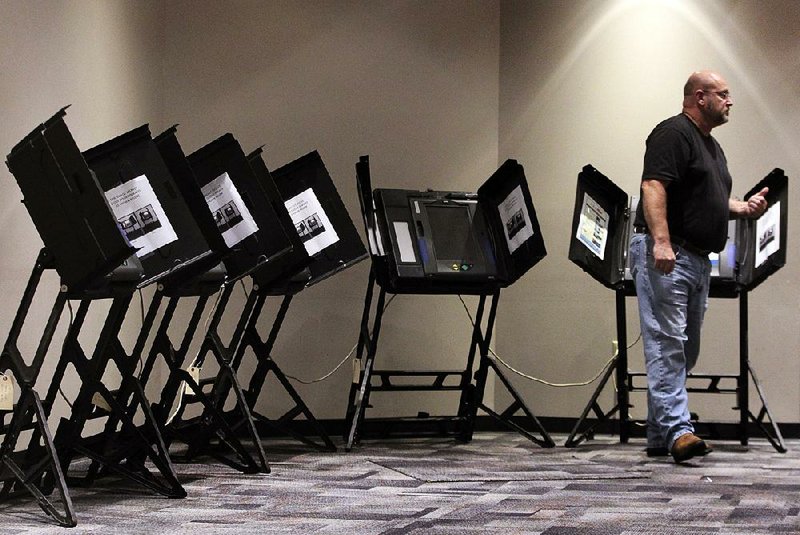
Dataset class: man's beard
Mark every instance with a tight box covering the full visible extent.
[703,103,729,126]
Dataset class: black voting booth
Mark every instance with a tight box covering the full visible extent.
[1,108,142,527]
[137,130,298,474]
[40,121,243,501]
[197,150,367,453]
[565,164,788,452]
[344,156,552,451]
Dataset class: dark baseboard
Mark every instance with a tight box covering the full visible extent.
[253,415,800,444]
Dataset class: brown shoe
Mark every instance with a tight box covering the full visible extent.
[671,433,712,463]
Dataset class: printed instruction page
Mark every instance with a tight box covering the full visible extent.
[201,172,260,248]
[497,185,534,254]
[105,175,178,257]
[576,192,609,261]
[284,188,340,256]
[755,201,780,268]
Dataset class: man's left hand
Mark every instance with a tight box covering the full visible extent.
[734,187,769,219]
[745,187,769,218]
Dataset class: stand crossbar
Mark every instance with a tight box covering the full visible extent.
[367,370,466,391]
[195,286,336,454]
[344,268,554,451]
[46,284,187,498]
[144,285,270,474]
[565,288,786,453]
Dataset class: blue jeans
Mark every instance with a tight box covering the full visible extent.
[629,233,711,450]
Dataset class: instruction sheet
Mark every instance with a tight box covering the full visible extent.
[201,172,260,248]
[576,192,609,260]
[755,201,780,268]
[497,185,534,254]
[284,188,339,256]
[105,175,178,257]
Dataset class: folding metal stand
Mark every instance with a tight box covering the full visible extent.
[192,285,336,451]
[344,267,555,451]
[145,283,270,474]
[204,286,336,452]
[565,284,786,453]
[46,272,187,499]
[0,250,75,527]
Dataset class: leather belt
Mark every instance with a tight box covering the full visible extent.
[632,226,710,257]
[672,237,710,258]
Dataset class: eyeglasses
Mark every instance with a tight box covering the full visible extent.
[705,89,732,101]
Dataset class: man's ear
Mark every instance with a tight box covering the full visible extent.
[695,89,705,105]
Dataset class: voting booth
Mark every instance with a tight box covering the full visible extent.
[344,156,553,451]
[565,164,788,452]
[136,129,304,474]
[196,149,368,453]
[2,108,144,526]
[43,122,243,501]
[362,159,545,295]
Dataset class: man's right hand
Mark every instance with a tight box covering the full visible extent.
[652,240,676,274]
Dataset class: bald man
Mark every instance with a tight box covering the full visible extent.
[629,71,768,463]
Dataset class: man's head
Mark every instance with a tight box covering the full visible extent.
[682,70,733,134]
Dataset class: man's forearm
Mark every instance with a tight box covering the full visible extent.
[640,178,675,274]
[642,179,670,244]
[729,198,747,219]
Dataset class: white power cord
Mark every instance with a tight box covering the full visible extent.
[283,294,398,384]
[457,295,640,388]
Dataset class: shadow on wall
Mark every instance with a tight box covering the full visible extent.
[502,0,799,171]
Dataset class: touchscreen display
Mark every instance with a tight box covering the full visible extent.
[425,204,481,261]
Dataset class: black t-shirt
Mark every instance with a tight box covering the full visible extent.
[633,113,732,252]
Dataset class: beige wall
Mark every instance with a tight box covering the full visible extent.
[0,0,164,287]
[158,0,500,420]
[1,0,798,431]
[0,0,165,419]
[498,0,800,423]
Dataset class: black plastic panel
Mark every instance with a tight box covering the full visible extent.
[5,108,137,290]
[187,134,294,285]
[84,125,216,288]
[568,165,629,290]
[271,151,367,287]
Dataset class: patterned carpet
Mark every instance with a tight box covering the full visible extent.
[1,433,798,534]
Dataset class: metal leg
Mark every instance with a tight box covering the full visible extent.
[565,288,628,447]
[343,269,377,440]
[564,355,622,448]
[615,290,630,443]
[457,294,490,442]
[1,252,74,526]
[233,293,337,451]
[1,388,77,527]
[150,288,270,474]
[739,291,749,446]
[738,291,786,453]
[464,291,554,448]
[345,283,387,451]
[479,358,555,448]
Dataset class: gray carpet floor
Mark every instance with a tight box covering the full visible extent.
[2,433,798,534]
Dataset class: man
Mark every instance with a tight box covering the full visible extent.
[629,71,769,463]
